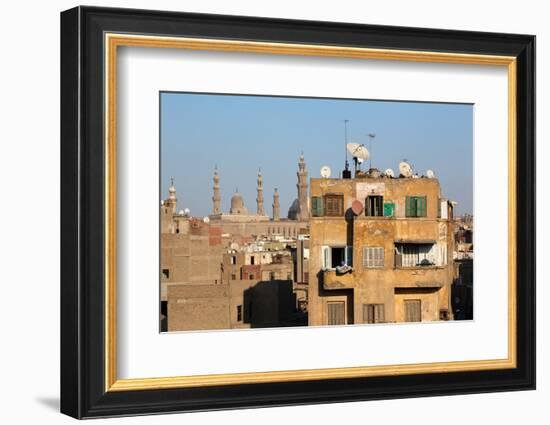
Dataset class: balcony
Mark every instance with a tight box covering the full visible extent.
[323,269,355,290]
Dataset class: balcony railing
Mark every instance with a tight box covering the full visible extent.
[323,269,355,290]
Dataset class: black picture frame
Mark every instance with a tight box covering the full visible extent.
[61,5,535,419]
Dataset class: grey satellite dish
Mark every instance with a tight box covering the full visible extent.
[426,169,435,179]
[385,168,395,178]
[346,143,370,160]
[320,165,331,178]
[399,161,413,178]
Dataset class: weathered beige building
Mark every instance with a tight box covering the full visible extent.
[308,174,455,326]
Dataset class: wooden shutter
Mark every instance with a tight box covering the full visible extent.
[311,196,323,217]
[418,196,427,217]
[405,196,414,217]
[363,304,385,323]
[404,299,421,322]
[324,194,343,216]
[327,302,345,325]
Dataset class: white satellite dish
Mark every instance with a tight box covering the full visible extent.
[347,143,370,160]
[320,165,331,178]
[399,161,413,178]
[203,216,210,223]
[160,200,164,206]
[184,208,191,215]
[178,209,184,215]
[426,169,435,179]
[385,168,395,178]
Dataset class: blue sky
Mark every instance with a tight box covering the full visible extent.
[161,92,473,217]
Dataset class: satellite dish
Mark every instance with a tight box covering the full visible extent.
[184,208,191,215]
[160,200,164,206]
[347,143,370,160]
[320,165,331,178]
[230,242,239,251]
[399,161,413,178]
[426,169,435,178]
[178,210,184,215]
[351,200,364,215]
[203,216,210,223]
[385,168,395,178]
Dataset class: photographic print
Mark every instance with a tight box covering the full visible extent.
[159,92,473,332]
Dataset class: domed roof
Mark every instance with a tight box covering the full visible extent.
[287,198,299,220]
[230,191,248,215]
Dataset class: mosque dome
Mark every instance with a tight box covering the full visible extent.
[230,192,248,215]
[287,198,299,220]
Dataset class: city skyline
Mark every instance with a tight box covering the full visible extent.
[161,92,473,217]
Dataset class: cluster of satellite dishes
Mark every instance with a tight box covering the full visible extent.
[319,142,436,180]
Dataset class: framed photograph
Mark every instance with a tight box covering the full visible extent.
[60,6,535,419]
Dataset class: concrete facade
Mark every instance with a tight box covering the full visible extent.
[308,175,455,326]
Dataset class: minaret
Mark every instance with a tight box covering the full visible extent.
[272,188,280,221]
[296,153,309,221]
[256,168,265,216]
[166,177,177,214]
[212,166,221,214]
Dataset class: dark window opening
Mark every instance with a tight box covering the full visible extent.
[237,305,242,322]
[161,269,170,279]
[365,195,383,217]
[250,256,255,265]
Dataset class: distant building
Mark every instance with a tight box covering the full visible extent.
[452,217,474,320]
[160,155,311,331]
[307,171,455,325]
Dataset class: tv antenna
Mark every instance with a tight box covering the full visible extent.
[344,120,350,172]
[367,133,376,169]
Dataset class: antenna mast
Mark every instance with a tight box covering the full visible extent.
[367,133,376,170]
[344,120,349,168]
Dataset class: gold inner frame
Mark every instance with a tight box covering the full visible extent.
[104,33,517,392]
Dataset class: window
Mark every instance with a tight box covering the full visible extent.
[362,247,384,268]
[406,196,427,217]
[322,246,353,269]
[311,196,324,217]
[161,269,170,279]
[250,255,255,265]
[404,299,422,322]
[395,243,435,267]
[230,256,236,265]
[237,305,243,322]
[363,304,385,323]
[231,273,237,280]
[365,195,383,216]
[249,273,255,280]
[327,301,346,325]
[270,271,276,280]
[324,194,344,217]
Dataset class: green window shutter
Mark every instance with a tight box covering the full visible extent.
[383,202,395,217]
[312,196,323,217]
[418,196,427,217]
[405,196,414,217]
